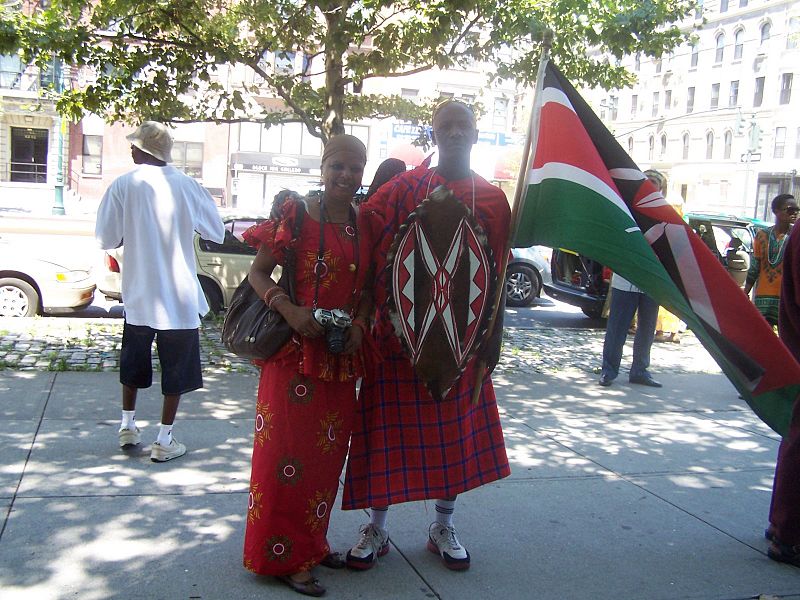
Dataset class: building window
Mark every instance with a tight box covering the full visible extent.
[710,83,720,109]
[655,58,662,74]
[493,97,509,129]
[774,127,787,158]
[682,133,690,159]
[715,33,725,63]
[691,44,699,68]
[788,18,800,50]
[796,127,800,159]
[706,132,714,159]
[635,53,640,71]
[10,127,48,183]
[781,73,793,105]
[754,76,765,107]
[720,0,728,12]
[760,22,771,46]
[660,133,667,158]
[724,130,732,159]
[628,136,634,155]
[81,134,102,175]
[630,94,638,117]
[172,142,203,178]
[687,86,695,113]
[740,0,747,6]
[664,90,672,111]
[652,92,659,117]
[648,135,654,160]
[274,51,295,75]
[729,81,739,107]
[695,0,703,19]
[734,29,744,60]
[401,88,418,99]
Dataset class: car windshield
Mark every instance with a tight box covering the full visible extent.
[711,225,752,255]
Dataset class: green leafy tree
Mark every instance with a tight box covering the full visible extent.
[0,0,696,141]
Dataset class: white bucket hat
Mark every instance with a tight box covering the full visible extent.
[126,121,173,163]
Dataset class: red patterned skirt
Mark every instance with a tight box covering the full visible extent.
[342,353,510,509]
[243,357,356,576]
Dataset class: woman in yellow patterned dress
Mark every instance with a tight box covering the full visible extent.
[745,193,798,328]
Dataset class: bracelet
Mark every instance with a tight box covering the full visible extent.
[268,292,289,310]
[263,286,283,306]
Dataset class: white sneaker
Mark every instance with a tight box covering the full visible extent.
[427,523,470,570]
[118,427,141,448]
[150,438,186,462]
[346,524,390,570]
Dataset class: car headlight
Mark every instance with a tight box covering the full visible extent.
[55,270,91,283]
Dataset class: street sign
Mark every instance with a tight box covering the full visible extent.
[740,152,762,162]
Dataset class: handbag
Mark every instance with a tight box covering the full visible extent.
[221,203,305,360]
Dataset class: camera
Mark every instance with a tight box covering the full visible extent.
[313,308,353,354]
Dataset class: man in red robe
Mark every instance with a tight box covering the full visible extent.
[769,220,800,567]
[342,100,511,571]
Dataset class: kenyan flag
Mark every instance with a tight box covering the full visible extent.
[514,60,800,436]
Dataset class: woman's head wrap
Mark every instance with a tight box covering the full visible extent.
[321,134,367,166]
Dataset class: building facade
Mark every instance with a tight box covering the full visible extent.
[587,0,800,222]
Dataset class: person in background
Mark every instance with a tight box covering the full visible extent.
[766,214,800,567]
[365,158,406,201]
[645,169,683,344]
[95,121,225,462]
[745,193,798,328]
[270,189,302,219]
[242,135,381,597]
[598,270,661,388]
[342,99,511,572]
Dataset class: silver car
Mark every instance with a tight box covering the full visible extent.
[505,246,553,307]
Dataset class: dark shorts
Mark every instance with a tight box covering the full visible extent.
[120,323,202,396]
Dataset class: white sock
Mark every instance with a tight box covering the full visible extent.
[435,498,456,527]
[156,423,173,446]
[370,506,389,530]
[121,410,136,430]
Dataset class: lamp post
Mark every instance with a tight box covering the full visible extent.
[51,60,66,216]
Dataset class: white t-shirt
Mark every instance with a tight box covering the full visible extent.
[610,273,642,294]
[95,164,225,329]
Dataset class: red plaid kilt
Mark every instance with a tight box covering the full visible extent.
[342,352,510,509]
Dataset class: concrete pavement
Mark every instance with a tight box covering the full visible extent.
[0,365,797,600]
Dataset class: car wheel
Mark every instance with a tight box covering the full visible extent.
[199,278,224,315]
[0,277,39,317]
[505,264,540,307]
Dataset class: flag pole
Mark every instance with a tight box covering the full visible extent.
[471,27,553,405]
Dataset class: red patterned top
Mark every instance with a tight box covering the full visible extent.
[243,198,382,382]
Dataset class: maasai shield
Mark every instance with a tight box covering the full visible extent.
[387,185,498,401]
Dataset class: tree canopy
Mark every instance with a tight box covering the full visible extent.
[0,0,697,140]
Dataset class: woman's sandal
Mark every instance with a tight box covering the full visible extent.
[319,552,346,569]
[276,574,326,597]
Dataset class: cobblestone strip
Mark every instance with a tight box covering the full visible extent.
[0,317,720,375]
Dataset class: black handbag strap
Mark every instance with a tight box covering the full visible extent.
[276,200,306,302]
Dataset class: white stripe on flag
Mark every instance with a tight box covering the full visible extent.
[608,168,645,181]
[541,86,574,112]
[637,191,672,209]
[528,162,636,223]
[643,223,720,331]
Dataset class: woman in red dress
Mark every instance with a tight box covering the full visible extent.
[242,135,379,596]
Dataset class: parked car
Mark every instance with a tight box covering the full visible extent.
[543,213,761,319]
[544,249,609,318]
[0,235,96,317]
[505,246,552,307]
[98,213,265,313]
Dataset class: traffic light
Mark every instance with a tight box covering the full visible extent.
[735,111,744,136]
[748,123,762,152]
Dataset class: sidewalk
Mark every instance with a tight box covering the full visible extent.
[0,364,797,599]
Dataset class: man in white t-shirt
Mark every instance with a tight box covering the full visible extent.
[95,121,224,462]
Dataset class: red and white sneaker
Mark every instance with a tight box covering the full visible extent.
[346,524,390,570]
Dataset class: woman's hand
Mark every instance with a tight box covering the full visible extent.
[343,324,364,354]
[282,304,325,338]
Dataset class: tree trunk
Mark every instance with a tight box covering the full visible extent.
[321,8,346,143]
